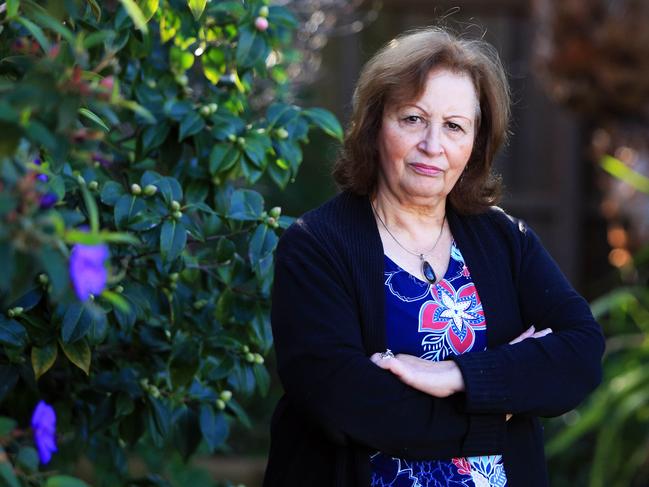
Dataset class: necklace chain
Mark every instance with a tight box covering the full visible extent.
[371,201,446,260]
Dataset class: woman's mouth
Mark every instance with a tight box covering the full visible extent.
[408,163,443,176]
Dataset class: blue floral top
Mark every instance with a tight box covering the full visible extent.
[370,241,508,487]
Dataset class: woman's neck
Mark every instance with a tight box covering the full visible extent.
[371,189,447,244]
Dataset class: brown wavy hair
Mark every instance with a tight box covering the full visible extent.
[332,27,511,214]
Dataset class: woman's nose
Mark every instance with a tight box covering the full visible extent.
[417,124,443,155]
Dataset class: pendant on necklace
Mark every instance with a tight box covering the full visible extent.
[419,254,437,284]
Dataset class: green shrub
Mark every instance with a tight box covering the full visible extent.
[0,1,342,485]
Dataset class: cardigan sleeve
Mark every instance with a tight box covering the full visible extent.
[452,220,605,417]
[271,221,506,459]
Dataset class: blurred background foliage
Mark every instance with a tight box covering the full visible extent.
[0,0,341,486]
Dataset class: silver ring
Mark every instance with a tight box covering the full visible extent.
[380,349,395,359]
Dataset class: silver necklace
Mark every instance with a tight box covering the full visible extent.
[371,201,446,285]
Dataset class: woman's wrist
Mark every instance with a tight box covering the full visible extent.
[444,360,466,394]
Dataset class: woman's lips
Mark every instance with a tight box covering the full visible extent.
[409,163,443,176]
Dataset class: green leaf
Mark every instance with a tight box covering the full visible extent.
[29,10,75,45]
[170,46,194,73]
[0,418,16,437]
[39,247,68,300]
[601,155,649,194]
[59,338,91,375]
[148,396,170,439]
[187,0,207,20]
[178,111,205,141]
[228,189,263,221]
[236,26,268,68]
[138,0,159,22]
[243,133,272,168]
[79,184,99,233]
[100,181,125,206]
[31,342,58,380]
[118,99,156,124]
[16,446,39,473]
[248,223,278,266]
[61,303,90,343]
[16,17,50,52]
[172,406,201,460]
[199,404,229,452]
[114,194,145,229]
[118,0,149,33]
[79,108,109,132]
[160,220,187,262]
[0,457,20,487]
[302,107,343,141]
[101,290,130,313]
[169,339,200,388]
[209,143,240,174]
[0,317,27,348]
[45,476,90,487]
[6,0,19,19]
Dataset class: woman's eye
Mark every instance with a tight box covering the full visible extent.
[403,115,424,124]
[446,122,464,132]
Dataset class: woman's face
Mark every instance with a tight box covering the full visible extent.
[377,68,478,207]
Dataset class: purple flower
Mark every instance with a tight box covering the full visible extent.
[39,193,58,209]
[33,158,49,182]
[31,400,57,464]
[69,243,110,301]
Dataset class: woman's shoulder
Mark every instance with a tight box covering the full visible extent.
[277,191,375,256]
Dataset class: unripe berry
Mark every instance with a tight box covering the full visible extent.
[227,134,237,142]
[170,200,181,211]
[208,102,218,113]
[131,183,142,195]
[143,184,157,196]
[254,17,269,31]
[275,128,289,139]
[254,353,264,365]
[172,210,183,220]
[115,285,124,293]
[169,272,179,282]
[245,352,255,363]
[200,105,211,117]
[236,136,245,147]
[216,399,226,410]
[259,6,269,17]
[241,345,250,353]
[220,390,233,402]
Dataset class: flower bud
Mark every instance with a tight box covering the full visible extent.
[254,353,264,364]
[200,105,211,117]
[259,6,269,17]
[220,390,233,402]
[267,217,276,226]
[275,128,289,139]
[216,399,226,410]
[131,183,142,195]
[172,210,183,220]
[88,180,99,191]
[208,103,218,113]
[227,134,237,142]
[169,272,179,282]
[77,174,86,185]
[269,206,281,218]
[143,184,157,196]
[241,345,250,353]
[236,137,245,147]
[115,285,124,293]
[245,352,255,363]
[170,200,181,211]
[38,273,49,285]
[193,299,207,310]
[255,16,269,31]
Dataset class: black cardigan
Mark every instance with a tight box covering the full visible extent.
[263,191,604,487]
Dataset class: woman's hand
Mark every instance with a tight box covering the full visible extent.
[370,353,465,398]
[509,325,553,344]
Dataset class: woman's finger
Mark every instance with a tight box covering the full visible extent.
[509,325,535,344]
[532,328,553,338]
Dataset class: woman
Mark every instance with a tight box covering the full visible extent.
[263,27,604,487]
